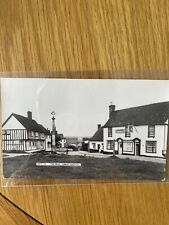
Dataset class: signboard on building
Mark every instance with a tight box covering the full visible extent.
[115,129,125,133]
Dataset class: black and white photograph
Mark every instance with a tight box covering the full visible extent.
[1,78,169,181]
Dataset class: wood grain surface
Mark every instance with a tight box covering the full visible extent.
[0,194,42,225]
[1,0,169,224]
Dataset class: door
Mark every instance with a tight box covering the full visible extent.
[98,144,100,151]
[118,142,123,155]
[135,142,140,156]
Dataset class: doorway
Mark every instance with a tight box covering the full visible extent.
[118,142,122,154]
[135,142,141,156]
[97,144,100,151]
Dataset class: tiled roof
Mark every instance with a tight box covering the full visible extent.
[38,124,51,135]
[104,101,169,128]
[90,127,103,142]
[2,113,49,134]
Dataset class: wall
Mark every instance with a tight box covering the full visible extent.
[59,139,66,148]
[3,116,25,130]
[104,124,168,157]
[26,140,45,151]
[89,141,103,151]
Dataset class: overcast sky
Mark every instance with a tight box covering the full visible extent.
[1,78,169,137]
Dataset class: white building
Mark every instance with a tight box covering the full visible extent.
[103,102,169,158]
[58,134,66,148]
[89,124,104,152]
[2,111,51,152]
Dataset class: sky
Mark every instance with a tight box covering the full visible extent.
[1,78,169,137]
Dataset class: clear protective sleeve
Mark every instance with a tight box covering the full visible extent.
[1,73,169,187]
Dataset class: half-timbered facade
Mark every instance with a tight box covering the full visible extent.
[103,102,169,158]
[2,111,51,152]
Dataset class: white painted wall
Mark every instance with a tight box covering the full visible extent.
[26,140,45,151]
[3,115,25,129]
[103,123,168,157]
[89,141,104,151]
[60,139,66,148]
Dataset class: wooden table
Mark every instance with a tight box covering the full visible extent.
[1,1,169,224]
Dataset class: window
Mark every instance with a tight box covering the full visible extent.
[41,133,45,139]
[92,143,96,149]
[146,141,156,153]
[2,130,10,135]
[107,140,114,150]
[108,127,112,137]
[123,141,133,153]
[125,125,130,137]
[148,125,155,138]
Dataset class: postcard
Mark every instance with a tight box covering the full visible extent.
[1,78,168,184]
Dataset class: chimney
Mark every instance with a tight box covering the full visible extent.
[97,124,101,130]
[109,104,115,118]
[27,111,32,120]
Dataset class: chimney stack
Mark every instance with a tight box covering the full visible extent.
[97,124,101,130]
[27,111,32,120]
[109,103,115,118]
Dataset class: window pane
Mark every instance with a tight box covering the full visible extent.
[125,125,130,137]
[123,142,133,152]
[146,141,156,153]
[108,128,112,137]
[148,125,155,137]
[107,140,114,150]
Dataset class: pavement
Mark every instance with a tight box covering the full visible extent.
[3,150,166,163]
[3,153,30,158]
[117,154,166,164]
[68,150,112,158]
[68,150,166,163]
[3,149,43,158]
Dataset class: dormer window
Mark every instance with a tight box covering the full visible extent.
[148,125,155,138]
[108,127,112,137]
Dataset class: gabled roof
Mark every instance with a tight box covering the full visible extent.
[2,113,49,134]
[38,124,51,135]
[90,127,103,142]
[104,101,169,128]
